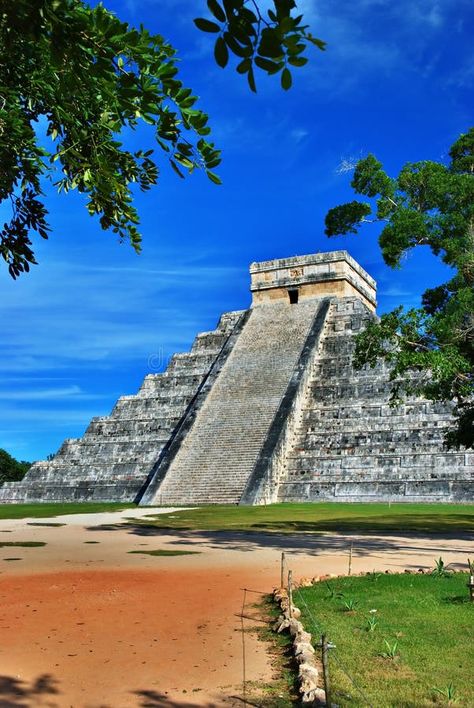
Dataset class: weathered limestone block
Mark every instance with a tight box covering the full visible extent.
[299,664,320,693]
[294,641,316,656]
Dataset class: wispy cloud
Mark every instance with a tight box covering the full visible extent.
[0,386,107,401]
[291,128,309,144]
[291,0,469,98]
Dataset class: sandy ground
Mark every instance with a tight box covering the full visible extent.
[0,507,472,707]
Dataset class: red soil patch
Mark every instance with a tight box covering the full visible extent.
[0,568,271,707]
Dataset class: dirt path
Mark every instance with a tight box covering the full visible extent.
[0,508,472,707]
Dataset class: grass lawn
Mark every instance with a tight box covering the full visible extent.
[0,502,135,520]
[133,502,474,535]
[0,502,473,536]
[295,573,473,707]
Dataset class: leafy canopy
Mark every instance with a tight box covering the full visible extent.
[0,449,31,484]
[325,128,474,448]
[0,0,323,278]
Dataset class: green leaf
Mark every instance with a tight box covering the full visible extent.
[224,31,252,57]
[175,154,194,170]
[236,58,251,74]
[286,42,305,56]
[279,17,294,33]
[169,159,185,178]
[223,0,239,20]
[307,34,327,50]
[207,0,226,23]
[247,65,256,93]
[214,36,229,68]
[206,169,222,185]
[258,29,284,59]
[288,55,307,67]
[193,18,220,33]
[255,56,281,74]
[281,67,292,90]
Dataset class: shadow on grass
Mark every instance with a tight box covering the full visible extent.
[0,674,60,707]
[85,513,474,538]
[441,594,472,605]
[247,513,474,535]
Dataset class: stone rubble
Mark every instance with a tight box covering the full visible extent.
[273,586,326,706]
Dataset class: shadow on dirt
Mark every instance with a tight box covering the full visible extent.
[83,521,473,565]
[133,688,281,707]
[0,674,60,707]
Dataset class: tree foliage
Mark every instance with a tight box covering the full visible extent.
[195,0,325,92]
[0,0,322,279]
[325,128,474,448]
[0,448,31,484]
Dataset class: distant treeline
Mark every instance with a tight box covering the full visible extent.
[0,449,31,484]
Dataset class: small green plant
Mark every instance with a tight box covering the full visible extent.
[366,615,378,632]
[432,682,458,704]
[380,639,399,659]
[432,557,452,577]
[341,597,358,612]
[324,582,339,599]
[367,570,381,582]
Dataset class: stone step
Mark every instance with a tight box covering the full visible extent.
[0,481,141,503]
[284,467,474,481]
[147,300,326,505]
[289,440,449,455]
[84,417,180,437]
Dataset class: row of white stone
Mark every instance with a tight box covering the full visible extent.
[273,586,326,706]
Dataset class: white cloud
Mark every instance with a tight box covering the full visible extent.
[0,386,107,401]
[291,128,309,144]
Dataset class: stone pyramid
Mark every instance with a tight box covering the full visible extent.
[1,251,472,505]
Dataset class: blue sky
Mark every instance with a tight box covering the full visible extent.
[1,0,472,461]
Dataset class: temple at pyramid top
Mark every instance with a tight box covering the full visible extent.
[250,249,377,311]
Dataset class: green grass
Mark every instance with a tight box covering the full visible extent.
[0,541,46,547]
[131,502,474,535]
[127,549,201,556]
[0,502,135,520]
[296,573,474,707]
[1,502,472,535]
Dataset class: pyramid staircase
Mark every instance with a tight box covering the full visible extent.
[142,299,330,505]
